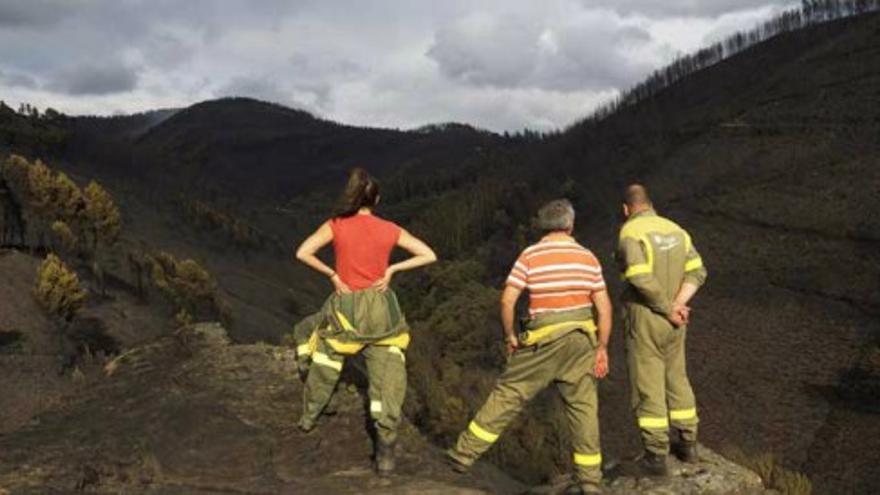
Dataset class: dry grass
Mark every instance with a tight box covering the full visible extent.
[722,446,813,495]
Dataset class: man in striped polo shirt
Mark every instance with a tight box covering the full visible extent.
[448,199,612,494]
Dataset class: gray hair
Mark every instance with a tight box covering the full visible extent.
[536,199,575,232]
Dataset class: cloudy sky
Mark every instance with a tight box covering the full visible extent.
[0,0,794,132]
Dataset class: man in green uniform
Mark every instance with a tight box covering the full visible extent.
[447,199,613,494]
[617,184,708,476]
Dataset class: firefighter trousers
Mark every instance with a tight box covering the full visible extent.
[625,303,699,456]
[300,336,407,445]
[449,330,602,486]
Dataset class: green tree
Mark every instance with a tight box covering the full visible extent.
[50,220,77,253]
[82,180,121,251]
[53,172,84,223]
[149,251,222,321]
[34,253,87,322]
[1,155,32,201]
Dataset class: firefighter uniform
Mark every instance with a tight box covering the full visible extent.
[618,209,707,456]
[448,308,604,487]
[293,288,410,446]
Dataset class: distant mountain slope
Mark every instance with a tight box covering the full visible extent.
[67,97,500,200]
[552,11,880,495]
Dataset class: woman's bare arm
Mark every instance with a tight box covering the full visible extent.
[295,221,350,293]
[372,229,437,292]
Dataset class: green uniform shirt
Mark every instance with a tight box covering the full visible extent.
[617,209,707,315]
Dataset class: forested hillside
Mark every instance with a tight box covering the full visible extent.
[1,2,878,493]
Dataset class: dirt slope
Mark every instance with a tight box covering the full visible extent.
[0,323,769,494]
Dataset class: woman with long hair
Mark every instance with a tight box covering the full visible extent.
[293,167,436,475]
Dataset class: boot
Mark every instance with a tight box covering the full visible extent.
[375,440,396,476]
[296,416,316,434]
[675,441,699,463]
[578,482,603,494]
[638,451,668,477]
[445,449,471,474]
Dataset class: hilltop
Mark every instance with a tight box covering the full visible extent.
[0,319,768,494]
[0,5,878,495]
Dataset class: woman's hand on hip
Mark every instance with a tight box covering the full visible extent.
[372,268,395,293]
[331,273,352,294]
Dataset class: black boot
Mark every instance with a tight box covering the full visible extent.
[375,440,396,476]
[675,441,699,463]
[445,449,471,474]
[577,482,604,494]
[638,451,668,477]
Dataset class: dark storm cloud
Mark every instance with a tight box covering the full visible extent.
[48,62,138,96]
[0,68,37,88]
[0,0,786,130]
[0,1,78,28]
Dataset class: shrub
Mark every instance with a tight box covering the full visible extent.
[723,447,813,495]
[82,180,120,249]
[50,220,77,252]
[148,251,223,321]
[35,253,86,321]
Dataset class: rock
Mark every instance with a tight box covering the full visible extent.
[525,445,771,494]
[0,329,771,494]
[601,447,771,495]
[187,321,230,345]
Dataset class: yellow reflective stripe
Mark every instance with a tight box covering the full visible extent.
[670,408,697,421]
[387,346,406,362]
[573,452,602,466]
[521,320,596,346]
[312,352,343,372]
[326,333,411,356]
[642,234,654,273]
[370,400,383,413]
[638,416,669,429]
[335,311,355,331]
[619,214,683,242]
[468,421,499,443]
[625,263,652,278]
[684,257,703,272]
[297,332,320,357]
[325,338,364,355]
[377,332,411,350]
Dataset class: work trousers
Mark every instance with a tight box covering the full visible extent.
[301,337,407,445]
[625,303,699,456]
[450,331,602,486]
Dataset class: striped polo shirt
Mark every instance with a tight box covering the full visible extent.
[506,235,606,315]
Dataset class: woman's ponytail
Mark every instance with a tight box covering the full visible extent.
[334,167,380,218]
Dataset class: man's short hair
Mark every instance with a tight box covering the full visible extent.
[536,199,575,232]
[624,184,651,208]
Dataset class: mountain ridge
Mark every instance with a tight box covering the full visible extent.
[1,5,879,494]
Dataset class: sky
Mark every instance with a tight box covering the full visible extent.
[0,0,795,132]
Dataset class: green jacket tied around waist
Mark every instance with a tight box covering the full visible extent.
[519,307,597,347]
[293,288,410,360]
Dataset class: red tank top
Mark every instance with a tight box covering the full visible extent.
[330,214,402,290]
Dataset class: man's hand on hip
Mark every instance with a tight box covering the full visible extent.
[505,334,520,357]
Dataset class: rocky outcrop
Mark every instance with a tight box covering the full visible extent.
[0,322,770,494]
